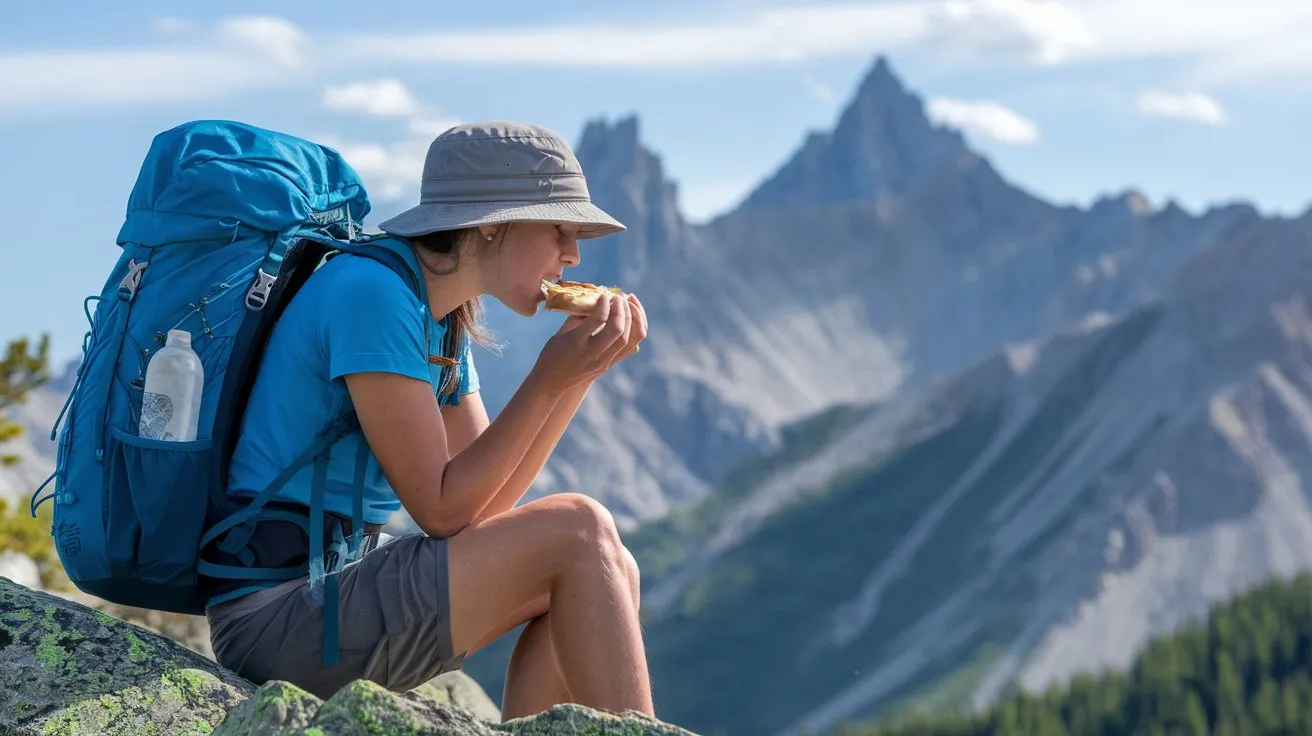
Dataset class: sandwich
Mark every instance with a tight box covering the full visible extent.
[541,279,624,316]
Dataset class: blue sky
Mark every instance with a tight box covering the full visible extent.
[4,0,1312,367]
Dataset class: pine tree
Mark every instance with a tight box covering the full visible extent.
[0,334,51,466]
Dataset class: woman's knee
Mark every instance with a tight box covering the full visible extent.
[552,492,624,555]
[513,492,621,569]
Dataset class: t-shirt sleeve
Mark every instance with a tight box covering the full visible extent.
[318,260,431,383]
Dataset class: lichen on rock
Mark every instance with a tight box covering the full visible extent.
[211,680,322,736]
[1,576,702,735]
[500,703,700,736]
[0,578,251,735]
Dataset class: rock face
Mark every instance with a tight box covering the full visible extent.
[0,577,697,735]
[0,577,251,734]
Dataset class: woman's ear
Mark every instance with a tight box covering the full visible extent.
[478,225,498,242]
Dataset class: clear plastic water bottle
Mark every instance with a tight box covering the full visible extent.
[138,329,204,441]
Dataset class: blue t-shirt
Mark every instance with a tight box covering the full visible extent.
[225,247,479,526]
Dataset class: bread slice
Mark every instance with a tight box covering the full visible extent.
[541,279,623,316]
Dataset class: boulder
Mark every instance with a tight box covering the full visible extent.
[219,679,699,735]
[0,577,700,735]
[0,576,252,735]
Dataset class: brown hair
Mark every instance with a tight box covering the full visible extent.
[408,226,501,398]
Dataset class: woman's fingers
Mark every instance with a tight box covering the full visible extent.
[597,296,631,361]
[578,292,613,340]
[628,294,648,345]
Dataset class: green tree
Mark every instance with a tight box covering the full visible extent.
[844,571,1312,736]
[0,334,51,466]
[0,334,58,588]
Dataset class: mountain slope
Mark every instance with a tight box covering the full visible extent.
[596,207,1312,736]
[852,571,1312,736]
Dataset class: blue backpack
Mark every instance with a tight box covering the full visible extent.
[30,120,447,664]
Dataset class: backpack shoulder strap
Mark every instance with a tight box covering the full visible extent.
[328,236,424,302]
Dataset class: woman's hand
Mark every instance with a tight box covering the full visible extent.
[601,293,647,369]
[530,291,646,394]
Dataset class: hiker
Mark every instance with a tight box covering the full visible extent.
[202,121,653,719]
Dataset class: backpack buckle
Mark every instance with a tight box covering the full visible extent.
[118,259,149,302]
[245,269,277,310]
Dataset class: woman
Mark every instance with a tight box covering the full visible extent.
[204,120,653,720]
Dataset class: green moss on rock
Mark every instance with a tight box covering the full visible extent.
[499,704,699,736]
[0,579,252,735]
[306,680,488,736]
[212,680,322,736]
[2,578,702,736]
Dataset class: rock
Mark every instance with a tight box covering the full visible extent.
[0,578,702,735]
[219,679,699,736]
[0,578,253,735]
[303,680,498,735]
[410,671,503,723]
[502,703,701,735]
[211,680,322,735]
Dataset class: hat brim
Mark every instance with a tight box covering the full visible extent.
[377,199,626,240]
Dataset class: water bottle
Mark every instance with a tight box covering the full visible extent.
[138,329,204,441]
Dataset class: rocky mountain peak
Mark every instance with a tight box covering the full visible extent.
[573,115,685,286]
[739,56,969,211]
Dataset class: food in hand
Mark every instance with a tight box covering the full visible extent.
[541,279,624,316]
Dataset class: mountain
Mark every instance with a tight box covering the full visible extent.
[454,58,1310,733]
[468,55,1257,528]
[739,57,970,210]
[577,206,1312,736]
[850,571,1312,735]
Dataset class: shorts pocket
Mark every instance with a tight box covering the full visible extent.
[105,427,212,587]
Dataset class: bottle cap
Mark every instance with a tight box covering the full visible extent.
[166,329,192,349]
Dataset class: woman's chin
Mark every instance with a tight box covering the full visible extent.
[519,294,546,318]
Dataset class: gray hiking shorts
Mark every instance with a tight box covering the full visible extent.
[206,532,465,699]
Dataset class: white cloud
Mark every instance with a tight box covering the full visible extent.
[1061,0,1312,83]
[0,49,296,112]
[336,0,1312,86]
[6,1,1312,117]
[317,135,430,202]
[322,79,421,117]
[0,16,310,115]
[924,0,1097,65]
[1137,90,1228,126]
[343,3,930,68]
[218,16,307,68]
[926,98,1041,144]
[803,77,838,102]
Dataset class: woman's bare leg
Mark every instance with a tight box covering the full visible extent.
[500,613,570,719]
[446,493,653,716]
[491,545,644,719]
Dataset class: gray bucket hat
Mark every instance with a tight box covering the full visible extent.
[377,120,626,239]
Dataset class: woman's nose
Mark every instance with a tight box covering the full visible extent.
[562,239,581,267]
